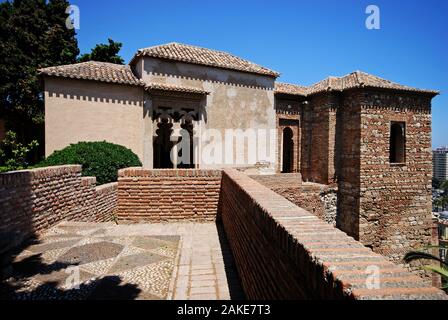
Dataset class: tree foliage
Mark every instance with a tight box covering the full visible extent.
[0,0,79,127]
[78,38,124,64]
[0,131,39,172]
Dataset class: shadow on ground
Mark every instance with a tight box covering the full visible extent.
[216,222,246,300]
[0,236,141,300]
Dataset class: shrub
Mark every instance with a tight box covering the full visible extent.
[39,141,142,185]
[0,131,39,172]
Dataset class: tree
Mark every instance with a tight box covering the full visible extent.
[0,0,79,161]
[78,38,124,64]
[433,178,442,190]
[0,131,39,172]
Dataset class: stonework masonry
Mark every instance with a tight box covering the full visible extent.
[0,165,117,244]
[219,169,446,300]
[250,174,337,225]
[117,168,222,222]
[277,87,435,269]
[357,91,433,263]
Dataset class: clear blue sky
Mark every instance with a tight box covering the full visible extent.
[73,0,447,147]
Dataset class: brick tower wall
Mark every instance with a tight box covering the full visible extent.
[336,89,434,271]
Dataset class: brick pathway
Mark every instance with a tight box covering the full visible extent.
[1,222,244,300]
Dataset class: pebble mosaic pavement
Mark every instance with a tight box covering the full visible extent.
[1,222,244,300]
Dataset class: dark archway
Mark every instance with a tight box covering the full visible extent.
[282,127,294,173]
[153,118,174,169]
[177,119,195,169]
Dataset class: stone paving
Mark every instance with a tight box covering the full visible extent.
[1,221,244,300]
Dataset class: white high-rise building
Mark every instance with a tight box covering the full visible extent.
[433,147,448,182]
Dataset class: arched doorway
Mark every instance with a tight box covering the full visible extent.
[282,127,294,173]
[154,117,174,169]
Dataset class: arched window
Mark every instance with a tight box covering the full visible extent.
[390,122,406,164]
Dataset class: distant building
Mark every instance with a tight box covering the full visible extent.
[438,212,448,262]
[434,147,448,182]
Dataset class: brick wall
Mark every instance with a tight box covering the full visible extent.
[117,168,221,222]
[250,174,337,225]
[301,94,338,184]
[0,165,117,244]
[358,92,433,262]
[219,169,446,300]
[335,90,434,265]
[95,182,118,222]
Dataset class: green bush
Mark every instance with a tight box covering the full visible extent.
[39,141,142,185]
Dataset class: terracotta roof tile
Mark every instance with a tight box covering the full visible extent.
[275,82,308,96]
[145,82,209,95]
[276,71,438,97]
[306,71,439,96]
[133,42,280,77]
[38,61,144,86]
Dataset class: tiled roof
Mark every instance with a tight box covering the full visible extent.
[307,71,439,96]
[276,71,439,97]
[145,82,210,95]
[38,61,144,86]
[275,82,308,96]
[132,42,280,77]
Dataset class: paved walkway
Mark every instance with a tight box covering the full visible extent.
[1,222,244,300]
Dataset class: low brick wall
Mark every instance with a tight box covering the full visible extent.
[94,182,118,222]
[117,168,221,222]
[0,165,117,244]
[251,174,337,225]
[220,169,446,300]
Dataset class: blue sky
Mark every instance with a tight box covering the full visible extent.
[73,0,448,147]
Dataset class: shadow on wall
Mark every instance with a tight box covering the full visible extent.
[215,222,246,300]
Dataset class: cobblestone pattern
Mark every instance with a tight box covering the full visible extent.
[1,222,180,300]
[0,166,117,242]
[117,168,222,223]
[219,169,447,300]
[1,222,244,300]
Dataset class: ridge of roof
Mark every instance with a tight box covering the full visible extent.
[276,71,439,97]
[131,42,280,77]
